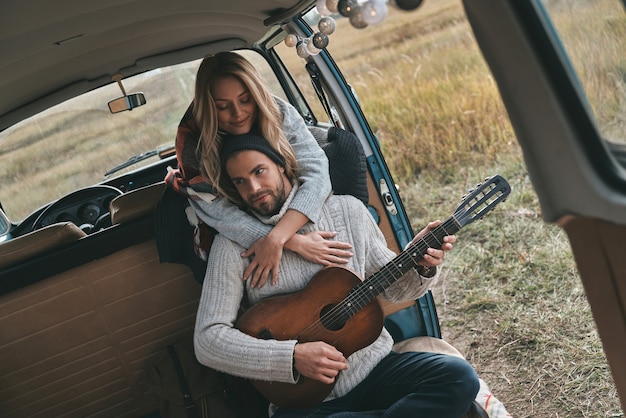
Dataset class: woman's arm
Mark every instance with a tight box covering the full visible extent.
[240,98,350,286]
[194,236,298,383]
[274,96,331,222]
[189,196,272,249]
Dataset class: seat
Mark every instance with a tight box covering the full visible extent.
[109,182,166,225]
[309,126,369,204]
[0,222,86,270]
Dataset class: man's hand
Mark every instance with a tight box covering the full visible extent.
[411,220,457,267]
[293,342,348,384]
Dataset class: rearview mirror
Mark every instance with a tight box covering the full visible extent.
[108,93,146,113]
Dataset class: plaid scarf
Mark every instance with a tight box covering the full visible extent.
[164,102,216,199]
[163,102,217,261]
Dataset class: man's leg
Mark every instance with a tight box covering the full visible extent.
[272,351,479,418]
[358,351,480,417]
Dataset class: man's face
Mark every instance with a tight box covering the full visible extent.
[225,150,290,216]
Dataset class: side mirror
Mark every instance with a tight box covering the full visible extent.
[108,93,147,113]
[0,204,12,242]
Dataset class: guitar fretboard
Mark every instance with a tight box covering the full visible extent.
[341,215,461,318]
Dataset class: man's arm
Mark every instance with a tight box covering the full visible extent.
[193,236,298,383]
[355,201,442,302]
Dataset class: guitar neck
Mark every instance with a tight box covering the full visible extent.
[343,215,461,315]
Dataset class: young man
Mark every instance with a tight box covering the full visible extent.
[194,134,480,417]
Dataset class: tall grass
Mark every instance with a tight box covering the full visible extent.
[319,1,517,180]
[316,0,624,416]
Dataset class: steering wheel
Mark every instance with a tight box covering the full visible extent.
[32,185,123,233]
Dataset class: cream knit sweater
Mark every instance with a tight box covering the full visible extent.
[194,189,437,401]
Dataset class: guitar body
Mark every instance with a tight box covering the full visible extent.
[236,266,384,409]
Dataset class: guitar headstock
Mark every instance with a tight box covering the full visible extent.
[454,175,511,227]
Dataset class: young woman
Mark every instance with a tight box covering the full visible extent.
[166,52,352,288]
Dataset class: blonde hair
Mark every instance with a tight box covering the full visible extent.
[193,51,298,198]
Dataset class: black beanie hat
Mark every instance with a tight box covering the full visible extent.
[220,133,286,169]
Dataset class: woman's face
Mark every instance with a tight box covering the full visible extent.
[211,76,258,135]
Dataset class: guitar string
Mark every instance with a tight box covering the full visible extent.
[328,184,509,332]
[294,186,506,342]
[296,215,464,340]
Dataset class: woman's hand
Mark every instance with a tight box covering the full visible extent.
[241,232,285,289]
[241,209,305,288]
[241,230,353,289]
[411,220,457,267]
[287,231,352,266]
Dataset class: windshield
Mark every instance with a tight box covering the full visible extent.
[0,61,199,221]
[0,49,295,223]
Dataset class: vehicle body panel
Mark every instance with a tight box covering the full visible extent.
[464,0,626,409]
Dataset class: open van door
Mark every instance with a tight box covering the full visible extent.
[463,0,626,410]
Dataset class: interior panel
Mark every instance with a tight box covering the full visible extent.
[0,239,201,417]
[561,216,626,410]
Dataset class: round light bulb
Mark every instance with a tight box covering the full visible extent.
[394,0,424,11]
[326,0,339,13]
[338,0,358,17]
[296,41,310,58]
[318,16,336,36]
[284,33,298,48]
[362,0,387,25]
[316,0,332,16]
[349,8,368,29]
[312,32,329,49]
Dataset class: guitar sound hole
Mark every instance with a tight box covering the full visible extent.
[320,304,346,331]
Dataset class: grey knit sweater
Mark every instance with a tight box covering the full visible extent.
[194,187,438,401]
[189,96,331,249]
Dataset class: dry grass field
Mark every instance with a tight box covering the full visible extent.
[307,1,624,417]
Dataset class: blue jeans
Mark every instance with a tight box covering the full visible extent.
[272,351,480,418]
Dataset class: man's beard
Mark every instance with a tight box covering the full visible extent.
[247,175,286,216]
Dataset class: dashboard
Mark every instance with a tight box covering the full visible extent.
[9,155,176,239]
[34,185,123,233]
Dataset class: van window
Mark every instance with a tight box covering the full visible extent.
[541,0,626,160]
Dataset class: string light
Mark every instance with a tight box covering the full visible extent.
[362,0,388,25]
[318,16,336,35]
[326,0,340,13]
[284,0,423,56]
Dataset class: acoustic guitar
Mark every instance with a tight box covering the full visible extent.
[236,175,511,408]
